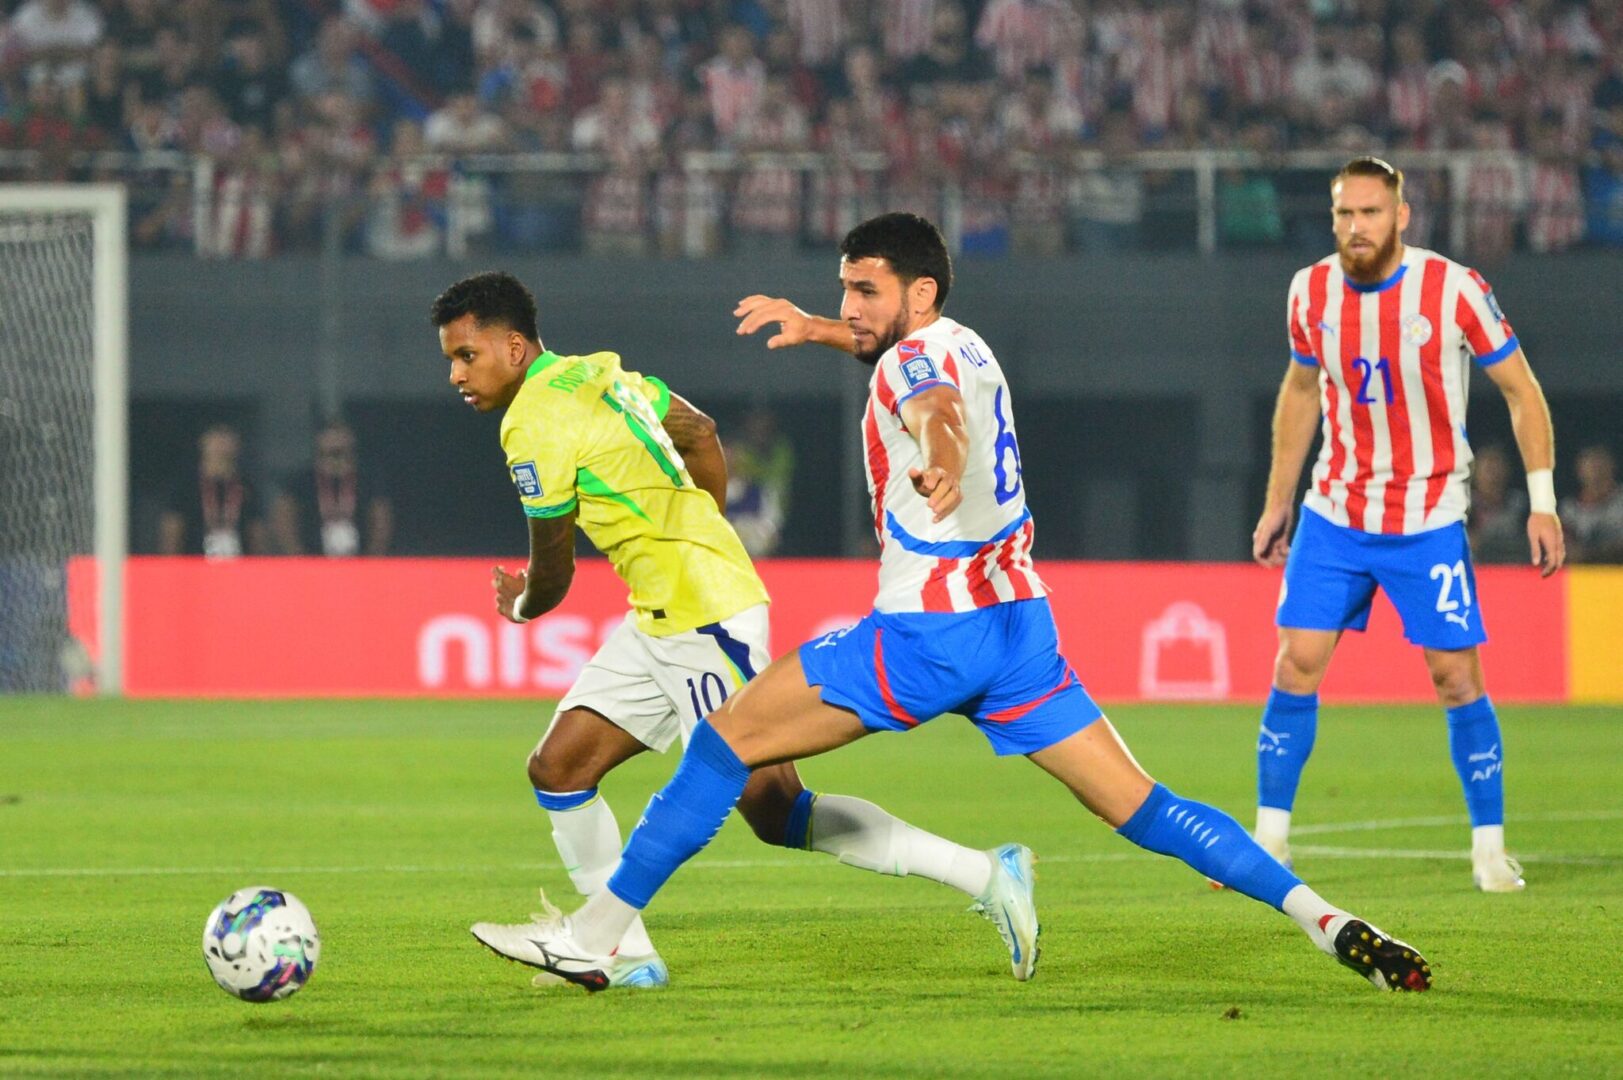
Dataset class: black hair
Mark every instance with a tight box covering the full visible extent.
[429,271,540,342]
[839,212,953,311]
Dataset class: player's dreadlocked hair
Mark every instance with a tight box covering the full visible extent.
[1334,156,1405,203]
[840,212,954,311]
[430,271,541,343]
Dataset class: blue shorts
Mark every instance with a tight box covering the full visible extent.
[798,598,1102,756]
[1278,507,1487,649]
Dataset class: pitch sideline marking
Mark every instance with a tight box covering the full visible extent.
[3,809,1619,879]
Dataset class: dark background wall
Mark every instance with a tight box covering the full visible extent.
[128,252,1623,559]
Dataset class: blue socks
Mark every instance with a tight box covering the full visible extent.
[606,721,750,909]
[1447,695,1504,827]
[783,789,816,849]
[1257,687,1318,811]
[1118,784,1302,909]
[533,787,597,811]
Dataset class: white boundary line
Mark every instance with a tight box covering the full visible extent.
[4,809,1619,879]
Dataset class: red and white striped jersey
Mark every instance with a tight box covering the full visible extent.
[864,317,1046,613]
[1288,246,1521,535]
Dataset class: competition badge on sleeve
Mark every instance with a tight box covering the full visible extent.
[510,462,543,498]
[898,340,939,388]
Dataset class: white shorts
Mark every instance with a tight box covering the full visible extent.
[555,604,770,753]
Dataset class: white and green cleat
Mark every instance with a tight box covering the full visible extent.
[970,843,1040,981]
[471,890,667,992]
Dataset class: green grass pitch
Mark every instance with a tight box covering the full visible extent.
[2,699,1621,1078]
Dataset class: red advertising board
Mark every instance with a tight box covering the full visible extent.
[67,557,1567,701]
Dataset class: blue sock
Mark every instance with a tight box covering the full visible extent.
[1257,688,1318,811]
[782,789,816,850]
[1447,695,1504,827]
[1118,784,1302,909]
[606,721,750,909]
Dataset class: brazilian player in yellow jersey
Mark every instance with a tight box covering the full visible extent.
[432,272,1035,989]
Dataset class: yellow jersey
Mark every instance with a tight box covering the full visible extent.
[500,350,768,636]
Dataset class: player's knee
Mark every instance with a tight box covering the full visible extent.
[1273,641,1328,693]
[736,770,803,846]
[1427,660,1483,708]
[526,743,604,795]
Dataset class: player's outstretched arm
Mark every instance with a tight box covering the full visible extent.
[662,391,729,513]
[1254,362,1321,567]
[734,295,855,354]
[494,510,578,622]
[1484,349,1565,577]
[899,385,968,523]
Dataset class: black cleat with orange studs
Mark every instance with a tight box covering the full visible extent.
[1333,919,1432,992]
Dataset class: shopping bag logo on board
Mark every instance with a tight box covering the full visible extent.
[1139,601,1231,700]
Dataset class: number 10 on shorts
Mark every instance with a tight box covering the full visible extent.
[686,673,729,721]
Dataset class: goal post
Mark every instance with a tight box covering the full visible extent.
[0,184,127,695]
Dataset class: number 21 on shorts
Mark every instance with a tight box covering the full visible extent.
[1430,560,1473,630]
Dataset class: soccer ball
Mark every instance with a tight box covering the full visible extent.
[202,887,321,1002]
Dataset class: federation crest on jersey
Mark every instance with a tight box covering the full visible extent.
[897,341,939,388]
[510,461,542,498]
[1401,313,1433,347]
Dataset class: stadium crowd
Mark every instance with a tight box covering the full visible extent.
[2,0,1622,256]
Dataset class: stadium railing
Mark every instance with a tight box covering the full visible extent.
[0,147,1600,260]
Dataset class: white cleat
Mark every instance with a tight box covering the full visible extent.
[470,890,665,992]
[969,843,1040,981]
[1473,853,1526,893]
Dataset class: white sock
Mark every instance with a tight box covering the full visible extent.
[572,888,640,957]
[545,795,655,956]
[1255,806,1292,845]
[1281,883,1350,955]
[808,793,993,897]
[1472,824,1506,860]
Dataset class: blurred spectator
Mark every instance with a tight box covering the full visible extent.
[784,0,847,72]
[1217,118,1286,248]
[1069,107,1141,254]
[974,0,1081,84]
[1585,133,1623,247]
[270,420,393,556]
[290,17,374,105]
[1463,111,1522,262]
[729,75,810,253]
[1524,109,1584,253]
[366,118,448,258]
[158,423,267,557]
[1467,445,1531,564]
[699,25,765,140]
[574,75,659,255]
[1561,445,1623,563]
[900,1,987,88]
[6,0,103,88]
[213,25,284,134]
[724,408,794,557]
[424,90,504,151]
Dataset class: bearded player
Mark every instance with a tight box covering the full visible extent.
[1247,157,1564,892]
[433,272,1037,988]
[485,214,1433,994]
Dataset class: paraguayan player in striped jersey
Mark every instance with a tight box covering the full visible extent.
[496,214,1436,995]
[1247,157,1564,893]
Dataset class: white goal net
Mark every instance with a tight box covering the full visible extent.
[0,186,126,694]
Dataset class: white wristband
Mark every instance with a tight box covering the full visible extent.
[510,595,530,624]
[1526,468,1556,515]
